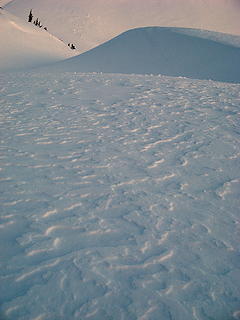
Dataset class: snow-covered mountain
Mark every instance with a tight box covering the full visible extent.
[4,0,240,53]
[2,0,239,78]
[47,27,240,83]
[1,2,240,319]
[0,8,76,72]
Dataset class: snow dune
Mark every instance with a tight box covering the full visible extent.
[49,27,240,83]
[0,71,240,319]
[5,0,240,53]
[0,9,75,72]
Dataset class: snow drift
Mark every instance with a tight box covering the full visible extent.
[49,27,240,83]
[4,0,240,53]
[0,9,75,72]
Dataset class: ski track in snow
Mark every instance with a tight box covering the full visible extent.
[0,72,240,320]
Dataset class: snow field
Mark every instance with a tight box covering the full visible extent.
[0,72,240,319]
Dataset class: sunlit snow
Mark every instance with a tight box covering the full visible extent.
[5,0,240,53]
[0,9,76,72]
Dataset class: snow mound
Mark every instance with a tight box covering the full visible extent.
[50,27,240,83]
[4,0,240,53]
[0,9,75,72]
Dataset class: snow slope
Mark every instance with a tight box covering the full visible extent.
[0,9,75,72]
[0,71,240,320]
[4,0,240,53]
[48,27,240,83]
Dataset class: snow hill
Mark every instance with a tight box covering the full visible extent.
[0,8,75,72]
[4,0,240,53]
[48,27,240,83]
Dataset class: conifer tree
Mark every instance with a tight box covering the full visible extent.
[28,9,33,23]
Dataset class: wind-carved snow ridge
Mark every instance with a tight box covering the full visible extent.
[0,72,240,319]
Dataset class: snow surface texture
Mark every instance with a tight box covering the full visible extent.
[0,9,75,72]
[4,0,240,53]
[50,27,240,83]
[0,72,240,320]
